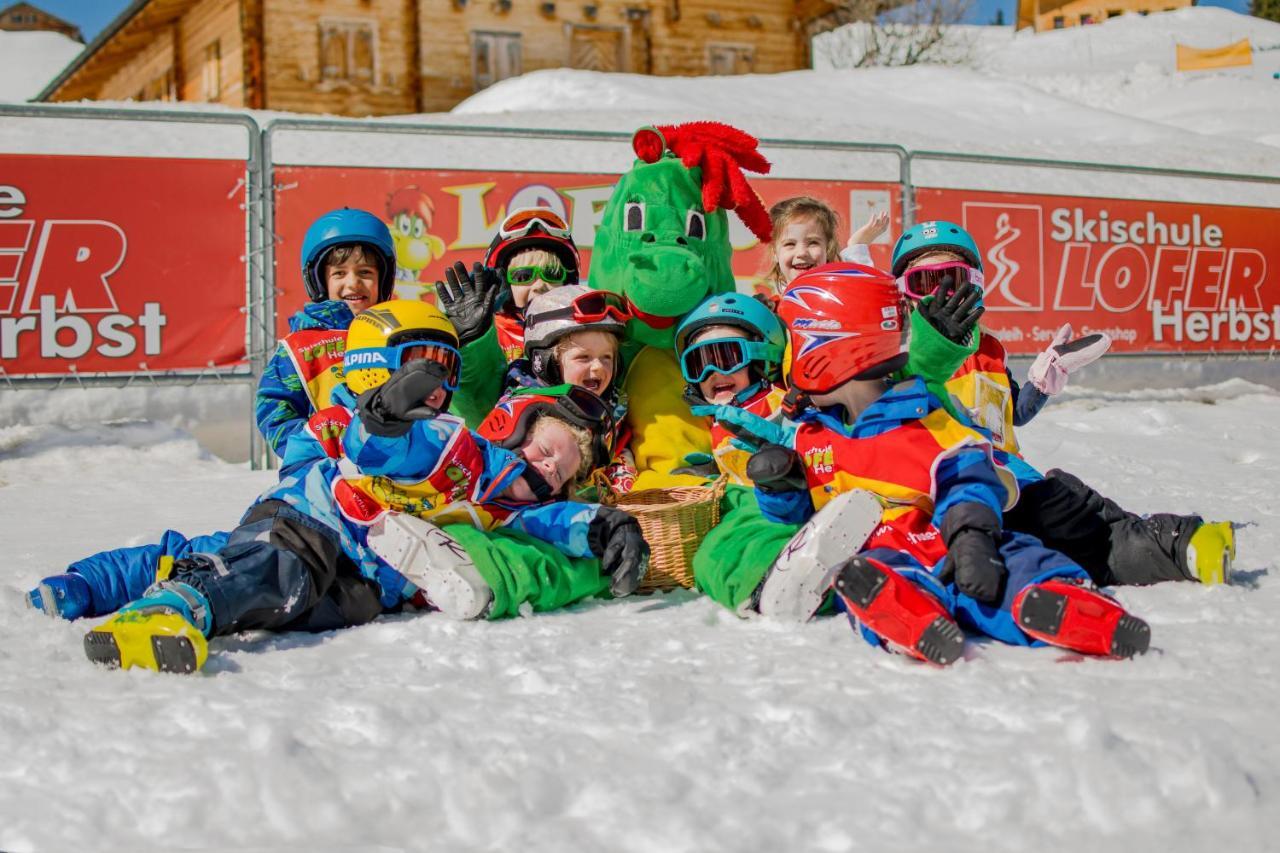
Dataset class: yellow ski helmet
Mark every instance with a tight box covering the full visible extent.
[343,300,461,396]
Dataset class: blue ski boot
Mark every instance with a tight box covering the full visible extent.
[84,582,212,674]
[27,573,94,621]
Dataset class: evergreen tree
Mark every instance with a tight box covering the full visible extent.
[993,8,1006,25]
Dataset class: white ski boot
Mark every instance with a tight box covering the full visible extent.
[367,513,492,620]
[754,489,884,622]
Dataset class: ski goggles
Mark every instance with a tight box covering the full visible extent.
[897,261,985,300]
[497,208,572,241]
[532,290,631,325]
[680,336,774,384]
[507,264,570,286]
[344,341,462,390]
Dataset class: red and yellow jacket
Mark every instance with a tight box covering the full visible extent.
[757,377,1018,569]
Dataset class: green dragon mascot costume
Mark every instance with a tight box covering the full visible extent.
[591,122,774,489]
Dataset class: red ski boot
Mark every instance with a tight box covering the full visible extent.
[1013,579,1151,658]
[830,556,965,666]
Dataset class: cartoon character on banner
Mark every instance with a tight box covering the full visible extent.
[386,186,446,298]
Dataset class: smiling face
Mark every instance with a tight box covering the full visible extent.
[773,216,832,285]
[504,417,586,501]
[690,325,753,405]
[325,245,381,313]
[556,330,618,395]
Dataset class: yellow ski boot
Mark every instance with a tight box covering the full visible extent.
[84,584,210,674]
[1185,522,1235,585]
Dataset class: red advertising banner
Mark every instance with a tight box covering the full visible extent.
[272,165,900,332]
[0,154,248,377]
[915,188,1280,354]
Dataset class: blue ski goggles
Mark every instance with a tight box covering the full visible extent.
[343,341,462,390]
[680,336,777,384]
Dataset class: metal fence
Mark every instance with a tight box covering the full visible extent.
[2,106,1278,469]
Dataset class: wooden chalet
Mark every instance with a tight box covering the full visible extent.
[37,0,843,115]
[1016,0,1194,30]
[0,2,82,41]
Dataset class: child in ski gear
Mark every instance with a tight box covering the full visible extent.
[891,220,1235,587]
[28,208,397,621]
[436,207,581,425]
[503,285,637,492]
[747,265,1150,664]
[674,292,787,484]
[257,207,397,455]
[80,301,648,674]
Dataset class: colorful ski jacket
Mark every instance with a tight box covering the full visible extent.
[495,307,526,364]
[261,383,603,605]
[706,384,786,486]
[756,377,1017,570]
[945,333,1048,456]
[254,300,355,455]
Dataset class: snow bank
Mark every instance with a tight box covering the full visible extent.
[0,30,82,103]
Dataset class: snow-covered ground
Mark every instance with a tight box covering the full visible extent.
[2,381,1278,852]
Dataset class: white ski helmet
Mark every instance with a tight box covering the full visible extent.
[524,285,628,385]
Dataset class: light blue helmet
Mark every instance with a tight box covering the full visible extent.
[891,220,982,277]
[675,292,786,383]
[301,208,396,303]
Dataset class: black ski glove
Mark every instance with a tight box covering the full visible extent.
[355,360,448,438]
[588,507,649,597]
[939,502,1007,604]
[436,261,506,346]
[746,444,808,495]
[917,274,985,344]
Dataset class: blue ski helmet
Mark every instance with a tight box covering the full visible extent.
[675,292,786,381]
[301,208,397,303]
[891,220,982,277]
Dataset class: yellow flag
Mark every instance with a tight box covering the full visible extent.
[1176,39,1252,71]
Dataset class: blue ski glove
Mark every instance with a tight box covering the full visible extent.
[689,405,795,453]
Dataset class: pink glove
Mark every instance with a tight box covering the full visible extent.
[1027,324,1111,395]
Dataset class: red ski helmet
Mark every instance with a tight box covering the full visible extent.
[778,262,910,394]
[484,207,580,283]
[477,384,614,471]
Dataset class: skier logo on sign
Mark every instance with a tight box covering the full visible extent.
[961,203,1045,312]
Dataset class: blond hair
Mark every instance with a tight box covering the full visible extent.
[764,196,842,291]
[508,248,565,276]
[532,415,596,488]
[552,327,622,364]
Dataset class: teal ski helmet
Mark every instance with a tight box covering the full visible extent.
[891,220,982,277]
[301,208,397,303]
[675,292,786,384]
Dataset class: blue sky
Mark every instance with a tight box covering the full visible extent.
[28,0,1255,41]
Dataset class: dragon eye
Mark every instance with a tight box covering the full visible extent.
[685,209,705,240]
[624,202,645,232]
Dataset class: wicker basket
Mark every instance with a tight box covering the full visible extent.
[594,474,728,592]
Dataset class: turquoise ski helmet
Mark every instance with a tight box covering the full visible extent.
[891,220,982,277]
[675,292,786,383]
[301,208,397,303]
